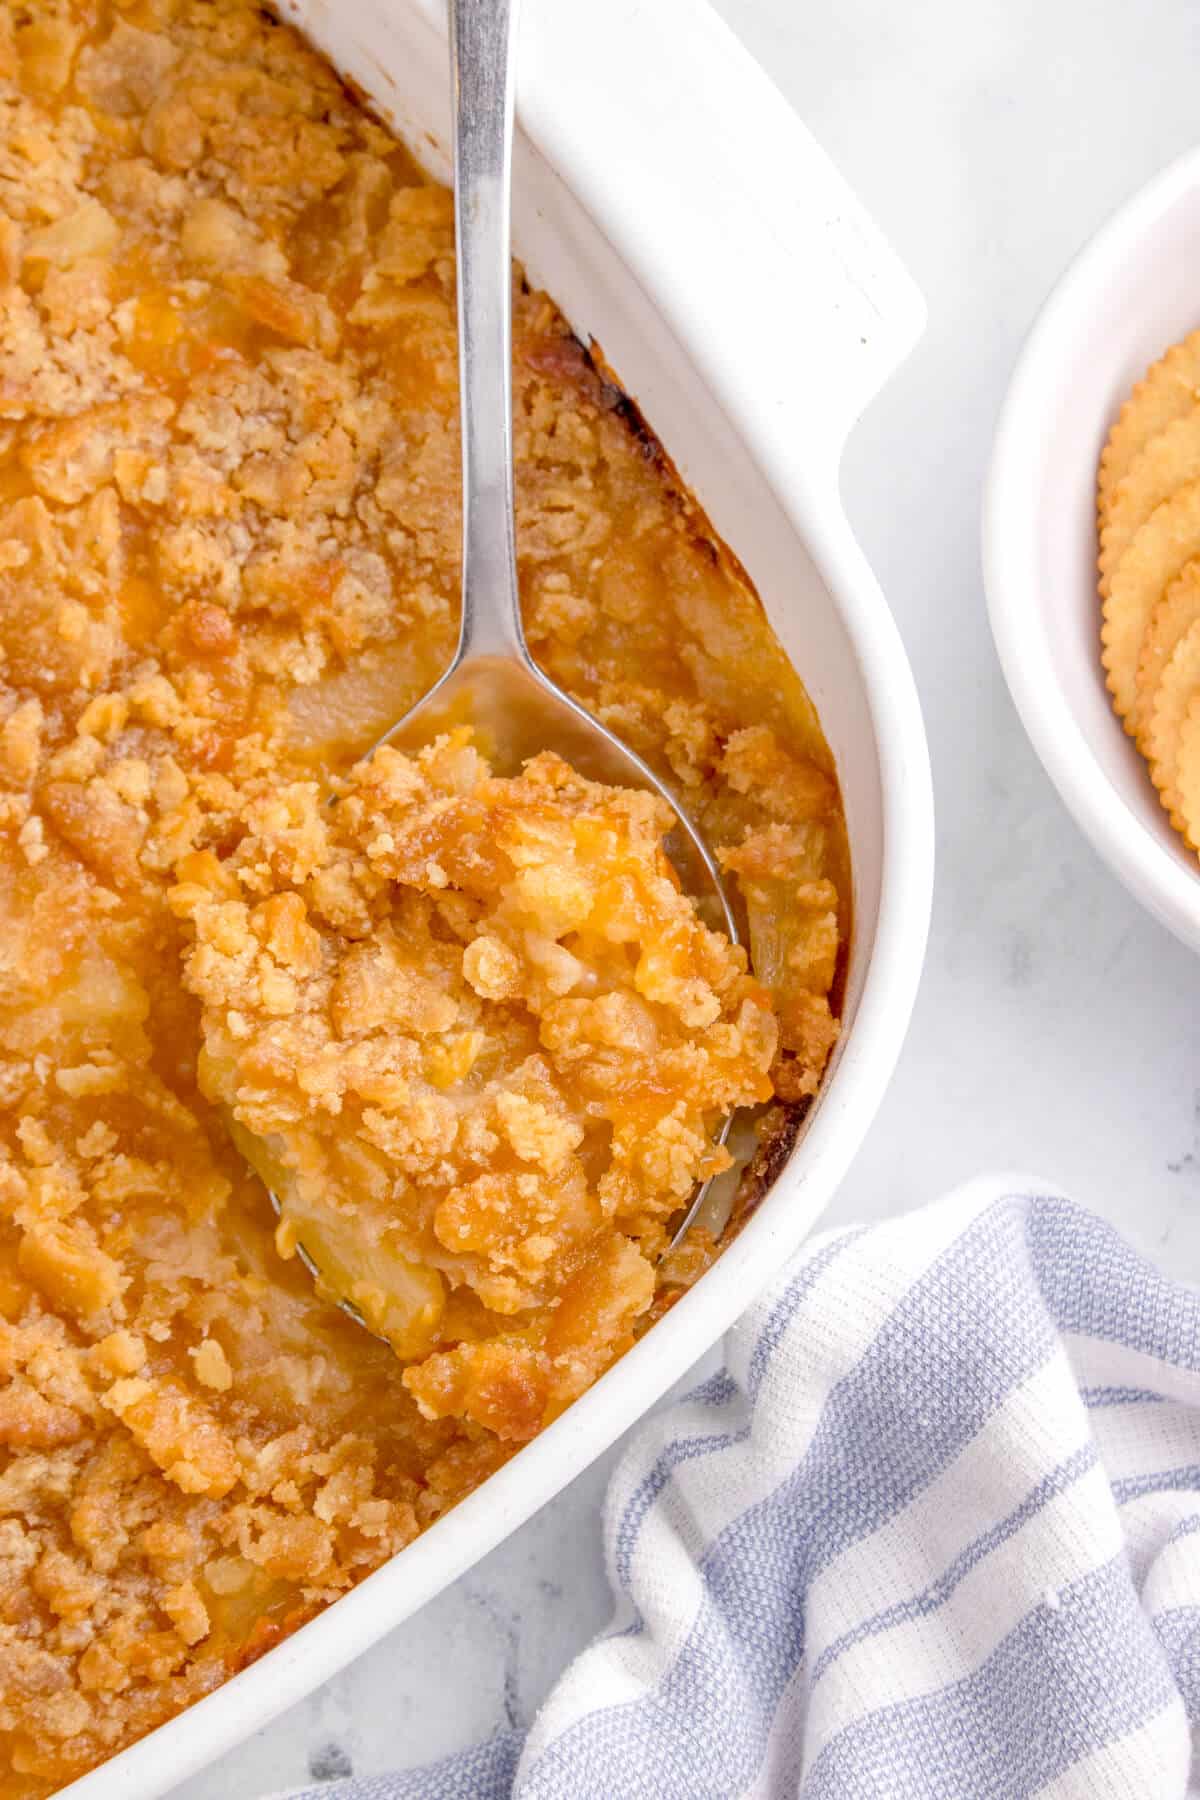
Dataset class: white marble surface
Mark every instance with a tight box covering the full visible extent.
[171,0,1200,1791]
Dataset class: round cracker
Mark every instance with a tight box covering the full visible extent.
[1099,329,1200,523]
[1100,405,1200,591]
[1101,477,1200,735]
[1175,694,1200,851]
[1136,558,1200,713]
[1146,615,1200,816]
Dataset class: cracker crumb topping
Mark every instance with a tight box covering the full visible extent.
[173,734,778,1411]
[0,0,846,1790]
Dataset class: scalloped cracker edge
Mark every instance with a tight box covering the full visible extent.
[1146,615,1200,818]
[1099,329,1200,524]
[1175,694,1200,852]
[1102,478,1200,734]
[1100,404,1200,593]
[1136,558,1200,716]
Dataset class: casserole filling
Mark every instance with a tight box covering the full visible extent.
[174,736,778,1382]
[0,0,848,1791]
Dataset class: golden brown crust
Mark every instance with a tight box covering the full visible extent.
[0,1,847,1790]
[173,736,780,1424]
[727,1100,812,1238]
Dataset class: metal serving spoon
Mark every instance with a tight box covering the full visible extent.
[254,0,740,1317]
[380,0,736,948]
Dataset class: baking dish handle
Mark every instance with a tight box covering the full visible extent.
[519,0,925,477]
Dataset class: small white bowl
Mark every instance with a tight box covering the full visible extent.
[984,147,1200,954]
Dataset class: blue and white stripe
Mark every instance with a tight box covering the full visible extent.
[288,1176,1200,1798]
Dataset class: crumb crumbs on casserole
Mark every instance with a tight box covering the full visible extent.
[0,0,848,1790]
[172,733,778,1412]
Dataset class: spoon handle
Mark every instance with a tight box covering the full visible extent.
[450,0,525,663]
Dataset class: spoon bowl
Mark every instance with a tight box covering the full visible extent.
[376,653,738,943]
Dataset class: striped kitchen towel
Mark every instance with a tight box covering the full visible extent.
[289,1175,1200,1798]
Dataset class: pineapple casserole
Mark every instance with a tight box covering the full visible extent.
[0,0,849,1791]
[174,736,780,1373]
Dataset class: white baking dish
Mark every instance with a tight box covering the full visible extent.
[62,3,931,1794]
